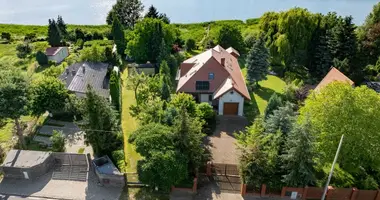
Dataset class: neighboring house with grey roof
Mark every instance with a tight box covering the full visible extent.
[59,62,110,98]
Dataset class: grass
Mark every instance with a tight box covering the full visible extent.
[121,69,141,173]
[78,148,85,154]
[253,75,287,114]
[242,67,286,115]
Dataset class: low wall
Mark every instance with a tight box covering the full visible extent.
[171,178,198,194]
[241,185,380,200]
[95,170,125,187]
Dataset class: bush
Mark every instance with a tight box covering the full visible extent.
[50,130,66,152]
[1,32,11,41]
[76,39,84,49]
[80,45,106,62]
[111,150,125,171]
[24,33,37,42]
[83,40,113,47]
[36,51,48,65]
[16,42,32,59]
[92,31,103,40]
[196,103,216,135]
[185,38,196,51]
[42,62,67,77]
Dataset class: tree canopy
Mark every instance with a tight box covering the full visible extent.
[29,77,68,116]
[80,86,122,156]
[246,34,269,87]
[127,18,175,63]
[299,82,380,172]
[111,14,127,56]
[216,24,244,53]
[47,19,62,47]
[106,0,144,28]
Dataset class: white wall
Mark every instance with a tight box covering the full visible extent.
[199,94,212,105]
[218,90,244,116]
[48,47,69,63]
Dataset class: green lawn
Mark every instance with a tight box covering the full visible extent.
[242,68,286,115]
[121,70,141,173]
[253,75,286,114]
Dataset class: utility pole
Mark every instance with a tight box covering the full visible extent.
[321,134,344,200]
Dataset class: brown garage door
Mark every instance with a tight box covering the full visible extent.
[223,103,239,115]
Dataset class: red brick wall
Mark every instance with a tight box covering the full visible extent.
[327,188,352,200]
[356,190,378,200]
[306,187,324,199]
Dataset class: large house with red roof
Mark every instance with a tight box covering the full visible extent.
[315,67,354,91]
[176,45,250,116]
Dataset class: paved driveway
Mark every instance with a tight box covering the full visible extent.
[206,116,248,164]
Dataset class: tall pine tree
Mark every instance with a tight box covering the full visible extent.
[145,5,159,18]
[246,34,269,88]
[281,119,316,187]
[110,70,121,111]
[57,15,68,39]
[47,19,61,47]
[112,14,127,56]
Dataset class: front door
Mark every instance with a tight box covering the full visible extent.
[223,103,239,115]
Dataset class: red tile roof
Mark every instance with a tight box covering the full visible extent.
[315,67,354,91]
[177,45,250,100]
[45,47,63,56]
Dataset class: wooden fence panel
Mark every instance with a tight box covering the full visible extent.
[356,190,378,200]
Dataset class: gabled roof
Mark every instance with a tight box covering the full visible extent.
[45,47,64,56]
[226,47,240,57]
[59,62,110,98]
[177,45,250,100]
[315,67,354,91]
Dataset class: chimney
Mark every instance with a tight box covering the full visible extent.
[65,68,69,75]
[71,70,76,76]
[221,58,225,67]
[82,66,86,74]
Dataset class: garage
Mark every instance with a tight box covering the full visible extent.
[223,103,239,115]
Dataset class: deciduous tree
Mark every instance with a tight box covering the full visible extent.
[106,0,144,28]
[299,82,380,172]
[0,70,28,149]
[216,24,244,53]
[29,77,68,116]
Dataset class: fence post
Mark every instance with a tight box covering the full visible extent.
[206,161,212,176]
[241,184,247,196]
[326,186,334,200]
[261,184,267,197]
[302,186,309,200]
[281,187,287,197]
[350,188,358,200]
[375,190,380,200]
[192,178,197,193]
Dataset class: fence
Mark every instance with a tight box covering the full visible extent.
[240,184,380,200]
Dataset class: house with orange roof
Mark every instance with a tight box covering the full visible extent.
[176,45,250,116]
[315,67,354,91]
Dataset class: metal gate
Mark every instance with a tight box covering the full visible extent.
[211,163,241,193]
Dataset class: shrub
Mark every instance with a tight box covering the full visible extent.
[42,62,67,77]
[80,45,106,62]
[16,42,32,59]
[36,51,48,65]
[185,38,196,51]
[92,31,103,40]
[76,39,84,49]
[24,33,37,42]
[111,150,126,171]
[196,103,216,135]
[1,32,11,41]
[50,130,66,152]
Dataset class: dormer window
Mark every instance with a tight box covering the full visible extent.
[208,73,214,80]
